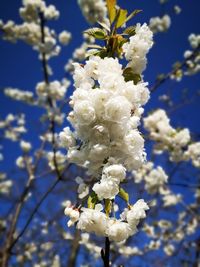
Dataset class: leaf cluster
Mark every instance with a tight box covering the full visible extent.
[84,0,142,84]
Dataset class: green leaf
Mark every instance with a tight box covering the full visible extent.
[87,192,98,209]
[105,199,112,216]
[87,44,103,49]
[98,48,109,59]
[84,28,107,40]
[123,68,141,84]
[126,9,142,23]
[132,73,142,85]
[115,35,128,57]
[85,49,99,59]
[97,21,110,32]
[119,188,129,203]
[123,26,136,36]
[116,9,128,28]
[106,0,116,24]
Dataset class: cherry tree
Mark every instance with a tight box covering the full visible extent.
[0,0,200,266]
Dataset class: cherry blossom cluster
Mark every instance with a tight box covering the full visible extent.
[0,113,26,141]
[65,200,149,242]
[144,109,200,168]
[36,80,69,101]
[0,0,62,58]
[0,173,12,195]
[174,5,181,15]
[58,31,72,46]
[78,0,108,24]
[149,15,171,34]
[4,80,70,109]
[60,56,150,176]
[132,161,168,194]
[47,151,66,171]
[184,34,200,76]
[61,22,153,242]
[4,88,34,104]
[144,109,191,162]
[170,33,200,81]
[74,204,199,260]
[122,23,153,74]
[184,142,200,168]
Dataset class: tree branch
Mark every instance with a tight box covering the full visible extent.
[150,45,200,93]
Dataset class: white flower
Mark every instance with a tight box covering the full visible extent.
[144,109,192,162]
[149,15,171,33]
[184,142,200,168]
[4,88,34,103]
[88,144,109,161]
[119,246,142,257]
[36,81,67,100]
[48,81,67,100]
[162,193,182,207]
[64,206,80,227]
[123,82,150,106]
[125,129,144,154]
[126,199,149,228]
[44,5,59,20]
[77,204,108,236]
[75,176,89,199]
[173,129,190,147]
[47,151,66,170]
[122,23,153,74]
[0,180,12,194]
[59,127,75,148]
[147,167,168,193]
[148,240,161,250]
[93,178,119,200]
[106,219,133,242]
[93,164,126,200]
[20,140,32,152]
[188,33,200,49]
[78,0,108,24]
[58,30,71,45]
[104,96,132,122]
[174,5,181,15]
[164,244,175,256]
[74,100,96,125]
[103,164,126,183]
[16,156,26,168]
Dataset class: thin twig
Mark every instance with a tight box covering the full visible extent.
[9,177,60,251]
[1,156,34,267]
[150,45,200,93]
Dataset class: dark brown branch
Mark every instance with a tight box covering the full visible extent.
[101,237,111,267]
[168,182,200,189]
[9,177,60,251]
[39,12,62,182]
[67,229,81,267]
[1,157,34,267]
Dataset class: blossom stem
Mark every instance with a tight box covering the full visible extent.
[39,11,63,182]
[104,237,110,267]
[67,229,81,267]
